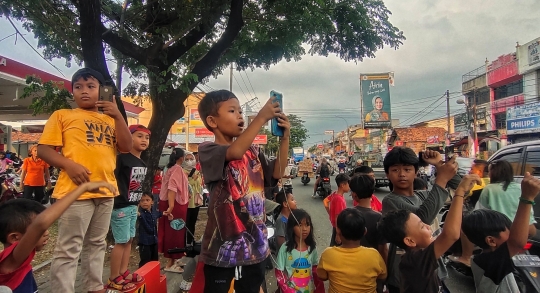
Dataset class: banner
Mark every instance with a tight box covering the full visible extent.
[506,102,540,135]
[194,128,214,137]
[253,135,267,145]
[361,73,392,128]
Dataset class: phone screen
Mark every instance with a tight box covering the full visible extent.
[418,151,429,167]
[270,90,284,137]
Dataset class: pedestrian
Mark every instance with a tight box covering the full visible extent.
[137,192,172,268]
[19,145,51,203]
[182,151,203,246]
[275,209,324,293]
[38,68,132,293]
[318,208,387,293]
[274,189,298,251]
[158,148,190,273]
[107,125,150,290]
[0,182,117,292]
[194,90,290,292]
[327,173,350,246]
[0,151,12,173]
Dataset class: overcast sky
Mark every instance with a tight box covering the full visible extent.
[1,0,539,146]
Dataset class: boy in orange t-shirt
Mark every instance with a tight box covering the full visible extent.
[37,68,132,293]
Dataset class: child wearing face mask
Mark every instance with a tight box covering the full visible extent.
[182,151,203,246]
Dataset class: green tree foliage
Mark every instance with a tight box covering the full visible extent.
[2,0,404,188]
[259,114,308,155]
[288,114,308,149]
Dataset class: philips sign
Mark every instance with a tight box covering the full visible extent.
[506,102,540,134]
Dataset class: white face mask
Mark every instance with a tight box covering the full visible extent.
[185,159,196,167]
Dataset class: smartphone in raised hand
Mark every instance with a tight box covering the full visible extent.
[98,85,114,112]
[270,90,284,137]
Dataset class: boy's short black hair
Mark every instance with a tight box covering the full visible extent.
[337,208,365,241]
[354,165,374,174]
[335,173,350,186]
[383,147,419,173]
[349,175,375,199]
[378,209,411,249]
[141,191,153,200]
[462,209,512,249]
[413,177,428,190]
[198,90,238,131]
[0,199,46,244]
[71,68,105,89]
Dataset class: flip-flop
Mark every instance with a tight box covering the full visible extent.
[121,270,144,284]
[164,265,184,274]
[448,255,471,267]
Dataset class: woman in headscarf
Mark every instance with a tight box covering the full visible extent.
[158,148,189,273]
[182,151,203,246]
[365,96,389,122]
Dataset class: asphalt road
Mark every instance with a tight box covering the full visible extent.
[267,175,476,293]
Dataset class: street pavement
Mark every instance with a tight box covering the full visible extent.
[278,175,476,293]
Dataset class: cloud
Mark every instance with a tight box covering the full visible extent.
[207,0,540,143]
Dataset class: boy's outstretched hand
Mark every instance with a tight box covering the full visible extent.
[434,155,458,183]
[81,181,117,195]
[258,97,282,122]
[521,172,540,201]
[456,174,482,197]
[96,96,123,120]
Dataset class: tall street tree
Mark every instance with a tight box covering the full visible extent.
[2,0,405,187]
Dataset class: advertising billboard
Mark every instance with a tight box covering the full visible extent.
[361,73,392,128]
[506,102,540,135]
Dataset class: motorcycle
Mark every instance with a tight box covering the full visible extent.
[0,170,23,205]
[301,172,311,185]
[315,176,332,198]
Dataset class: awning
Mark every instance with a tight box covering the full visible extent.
[0,55,144,120]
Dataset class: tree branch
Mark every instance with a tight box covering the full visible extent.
[99,23,147,64]
[166,3,228,65]
[184,0,245,89]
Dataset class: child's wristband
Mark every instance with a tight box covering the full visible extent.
[519,197,536,205]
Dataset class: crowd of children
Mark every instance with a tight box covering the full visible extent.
[2,72,540,293]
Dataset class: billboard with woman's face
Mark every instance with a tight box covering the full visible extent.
[361,73,393,128]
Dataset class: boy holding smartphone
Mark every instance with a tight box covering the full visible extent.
[37,68,132,293]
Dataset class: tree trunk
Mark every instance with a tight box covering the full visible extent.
[142,70,188,190]
[78,0,127,121]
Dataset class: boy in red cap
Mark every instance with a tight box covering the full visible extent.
[107,124,153,291]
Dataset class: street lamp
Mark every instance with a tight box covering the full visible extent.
[456,98,476,158]
[334,116,350,154]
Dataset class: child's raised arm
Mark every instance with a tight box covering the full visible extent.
[5,182,117,272]
[434,174,481,258]
[507,172,540,256]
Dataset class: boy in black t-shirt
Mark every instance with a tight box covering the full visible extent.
[462,172,540,293]
[349,175,386,257]
[379,174,480,293]
[107,125,150,291]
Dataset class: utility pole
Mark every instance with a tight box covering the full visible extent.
[115,0,131,96]
[229,63,233,92]
[472,90,478,158]
[446,90,450,142]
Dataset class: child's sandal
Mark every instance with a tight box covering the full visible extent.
[122,270,145,284]
[106,275,137,292]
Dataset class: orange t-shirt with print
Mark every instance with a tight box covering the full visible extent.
[39,108,118,200]
[22,157,49,186]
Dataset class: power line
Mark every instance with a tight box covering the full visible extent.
[243,71,257,97]
[233,75,249,103]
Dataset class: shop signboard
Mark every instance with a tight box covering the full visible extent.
[518,37,540,74]
[253,135,267,145]
[506,102,540,135]
[492,94,524,114]
[361,73,393,128]
[194,128,214,137]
